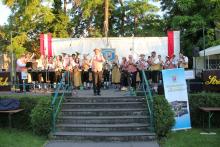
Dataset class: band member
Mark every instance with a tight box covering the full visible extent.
[127,55,137,90]
[178,53,189,68]
[91,48,105,96]
[136,54,148,83]
[170,54,178,68]
[47,57,56,88]
[81,54,90,89]
[163,56,171,69]
[73,57,82,88]
[111,55,121,89]
[16,54,27,92]
[36,55,47,89]
[103,60,111,89]
[63,54,70,70]
[150,51,160,83]
[120,57,128,91]
[54,55,63,83]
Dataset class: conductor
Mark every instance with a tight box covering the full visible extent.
[91,48,105,96]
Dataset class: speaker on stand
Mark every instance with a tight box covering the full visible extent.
[193,47,200,77]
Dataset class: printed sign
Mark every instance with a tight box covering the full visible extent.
[101,48,116,62]
[185,70,195,80]
[0,72,11,91]
[203,70,220,92]
[21,72,28,80]
[162,68,191,130]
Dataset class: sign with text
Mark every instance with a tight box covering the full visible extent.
[162,68,191,130]
[203,70,220,92]
[0,72,11,91]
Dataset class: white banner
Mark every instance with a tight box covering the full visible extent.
[52,36,180,61]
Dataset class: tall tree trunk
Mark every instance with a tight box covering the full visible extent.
[64,0,67,14]
[104,0,109,37]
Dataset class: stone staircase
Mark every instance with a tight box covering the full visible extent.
[52,96,156,142]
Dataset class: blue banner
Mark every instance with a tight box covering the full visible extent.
[162,68,191,130]
[101,48,115,62]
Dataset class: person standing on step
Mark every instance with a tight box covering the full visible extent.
[91,48,105,96]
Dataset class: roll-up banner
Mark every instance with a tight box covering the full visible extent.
[162,68,191,130]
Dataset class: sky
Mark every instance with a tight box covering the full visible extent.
[0,1,11,25]
[0,1,162,26]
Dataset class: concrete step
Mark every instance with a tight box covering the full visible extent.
[64,97,146,103]
[62,102,146,109]
[58,115,149,124]
[53,131,156,142]
[60,108,148,116]
[56,123,149,132]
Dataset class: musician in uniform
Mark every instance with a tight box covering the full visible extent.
[16,54,27,92]
[54,55,63,84]
[120,57,128,91]
[81,54,90,89]
[103,60,111,89]
[178,53,188,69]
[136,54,148,83]
[73,57,82,88]
[127,55,137,90]
[36,55,47,90]
[111,55,121,89]
[47,57,56,89]
[163,56,171,69]
[150,51,161,92]
[91,48,105,96]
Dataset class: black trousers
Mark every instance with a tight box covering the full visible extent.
[16,72,29,92]
[92,71,102,94]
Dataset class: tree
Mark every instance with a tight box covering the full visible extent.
[160,0,220,56]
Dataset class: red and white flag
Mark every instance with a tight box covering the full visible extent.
[168,31,180,57]
[40,33,52,58]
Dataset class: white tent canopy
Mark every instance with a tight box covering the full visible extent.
[199,45,220,56]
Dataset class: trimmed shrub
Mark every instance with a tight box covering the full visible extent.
[153,95,175,139]
[31,98,52,135]
[189,93,220,127]
[0,95,51,135]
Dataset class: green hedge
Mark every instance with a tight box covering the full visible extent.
[153,96,175,139]
[0,94,51,136]
[189,92,220,127]
[152,92,220,139]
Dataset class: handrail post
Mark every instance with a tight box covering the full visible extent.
[141,70,154,132]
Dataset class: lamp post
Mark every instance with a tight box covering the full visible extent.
[203,25,206,69]
[10,31,21,87]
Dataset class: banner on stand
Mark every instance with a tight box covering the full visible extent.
[162,68,191,130]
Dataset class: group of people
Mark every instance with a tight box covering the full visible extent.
[16,48,188,95]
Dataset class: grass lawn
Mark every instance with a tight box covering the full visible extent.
[161,128,220,147]
[0,128,47,147]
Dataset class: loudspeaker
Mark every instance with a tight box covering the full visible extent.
[193,47,200,57]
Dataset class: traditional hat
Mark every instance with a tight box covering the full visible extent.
[93,48,101,51]
[140,54,145,57]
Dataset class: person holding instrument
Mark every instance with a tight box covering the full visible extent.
[91,48,105,96]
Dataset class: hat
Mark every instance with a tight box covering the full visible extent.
[93,48,101,51]
[140,54,145,57]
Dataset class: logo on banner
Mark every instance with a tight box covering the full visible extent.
[172,75,177,82]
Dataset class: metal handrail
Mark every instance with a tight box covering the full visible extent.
[141,70,154,132]
[51,71,70,133]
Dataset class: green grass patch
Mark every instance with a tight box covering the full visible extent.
[161,128,220,147]
[0,128,47,147]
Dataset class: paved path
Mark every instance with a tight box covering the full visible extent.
[45,141,159,147]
